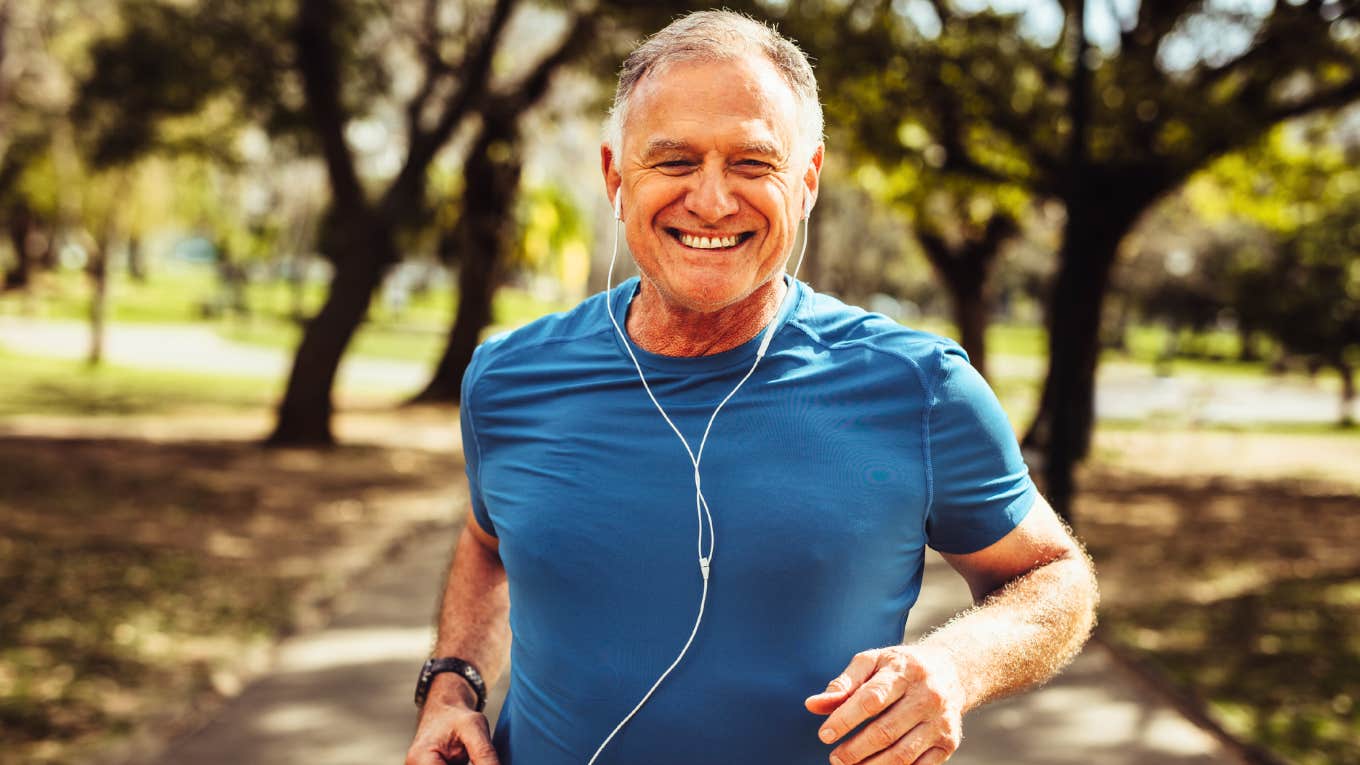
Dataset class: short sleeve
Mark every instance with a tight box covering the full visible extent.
[924,345,1036,554]
[460,344,498,538]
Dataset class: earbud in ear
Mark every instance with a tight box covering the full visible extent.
[802,194,814,220]
[614,191,623,220]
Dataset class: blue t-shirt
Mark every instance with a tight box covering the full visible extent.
[460,277,1036,764]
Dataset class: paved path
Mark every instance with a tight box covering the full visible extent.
[1,315,1347,424]
[2,314,1250,762]
[0,316,428,393]
[144,524,1241,765]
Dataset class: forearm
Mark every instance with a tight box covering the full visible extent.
[426,521,511,709]
[917,550,1098,712]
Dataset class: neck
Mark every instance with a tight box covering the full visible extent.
[626,277,788,357]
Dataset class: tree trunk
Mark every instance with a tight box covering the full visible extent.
[4,203,31,291]
[915,217,1012,381]
[410,114,523,404]
[87,244,109,366]
[268,215,394,445]
[127,235,146,282]
[1339,360,1355,428]
[1026,200,1142,520]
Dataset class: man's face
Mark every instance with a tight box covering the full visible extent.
[603,54,823,314]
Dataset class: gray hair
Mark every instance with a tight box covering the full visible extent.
[603,10,823,163]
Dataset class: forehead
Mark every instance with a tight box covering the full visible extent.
[621,54,801,156]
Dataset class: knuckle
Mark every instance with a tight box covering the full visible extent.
[865,718,897,748]
[921,683,946,711]
[860,686,889,713]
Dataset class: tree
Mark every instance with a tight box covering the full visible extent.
[410,11,597,403]
[770,0,1360,517]
[1183,120,1360,424]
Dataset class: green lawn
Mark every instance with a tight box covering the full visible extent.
[0,350,276,418]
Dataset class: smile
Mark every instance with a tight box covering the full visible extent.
[665,228,755,250]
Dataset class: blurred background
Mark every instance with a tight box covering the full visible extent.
[0,0,1357,763]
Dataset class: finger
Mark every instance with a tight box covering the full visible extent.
[819,670,908,745]
[858,739,951,765]
[457,714,501,765]
[806,650,883,714]
[406,741,463,765]
[829,701,923,765]
[913,747,951,765]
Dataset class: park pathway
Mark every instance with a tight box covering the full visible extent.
[144,521,1242,765]
[0,315,1258,763]
[1,315,1347,425]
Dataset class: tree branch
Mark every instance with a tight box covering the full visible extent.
[295,0,365,216]
[387,0,516,212]
[1266,77,1360,124]
[403,0,451,149]
[496,11,597,116]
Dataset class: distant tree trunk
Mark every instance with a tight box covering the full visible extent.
[1026,187,1154,519]
[1237,322,1261,362]
[410,112,523,404]
[951,287,988,378]
[87,243,109,366]
[126,235,146,282]
[4,203,31,291]
[1338,360,1355,428]
[915,214,1015,380]
[268,216,395,444]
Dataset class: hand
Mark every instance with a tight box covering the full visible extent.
[804,645,965,765]
[405,676,499,765]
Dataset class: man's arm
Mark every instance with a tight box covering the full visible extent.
[405,515,511,765]
[805,495,1098,765]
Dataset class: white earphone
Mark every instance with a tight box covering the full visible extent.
[588,185,815,763]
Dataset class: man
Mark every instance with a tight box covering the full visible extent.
[406,10,1097,765]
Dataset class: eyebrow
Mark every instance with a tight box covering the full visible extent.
[641,138,697,159]
[640,138,786,160]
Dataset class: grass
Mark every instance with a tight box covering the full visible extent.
[7,268,1357,763]
[0,434,459,765]
[1,267,572,365]
[0,350,275,418]
[1106,576,1360,765]
[1080,435,1360,765]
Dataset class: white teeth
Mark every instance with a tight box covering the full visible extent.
[679,233,740,249]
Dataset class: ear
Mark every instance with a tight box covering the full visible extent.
[801,143,825,220]
[601,144,622,218]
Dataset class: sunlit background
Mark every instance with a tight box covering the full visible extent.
[1,1,1357,764]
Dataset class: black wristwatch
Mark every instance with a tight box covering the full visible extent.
[415,657,487,711]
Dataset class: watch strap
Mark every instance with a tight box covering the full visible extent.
[415,657,486,711]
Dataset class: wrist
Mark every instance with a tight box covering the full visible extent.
[904,642,971,712]
[414,656,487,711]
[428,672,480,710]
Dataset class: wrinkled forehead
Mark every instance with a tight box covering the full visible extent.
[620,54,803,157]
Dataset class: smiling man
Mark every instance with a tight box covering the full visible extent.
[405,10,1097,765]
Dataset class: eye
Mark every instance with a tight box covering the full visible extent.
[654,160,697,174]
[735,159,774,173]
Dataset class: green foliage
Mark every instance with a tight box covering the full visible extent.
[74,0,301,168]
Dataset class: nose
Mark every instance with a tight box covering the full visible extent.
[683,166,739,222]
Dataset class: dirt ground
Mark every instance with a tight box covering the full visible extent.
[1078,428,1360,765]
[0,411,465,765]
[2,415,1356,764]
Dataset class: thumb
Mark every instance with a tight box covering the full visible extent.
[462,718,501,765]
[804,682,852,715]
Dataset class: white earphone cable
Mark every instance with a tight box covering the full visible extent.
[589,203,810,764]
